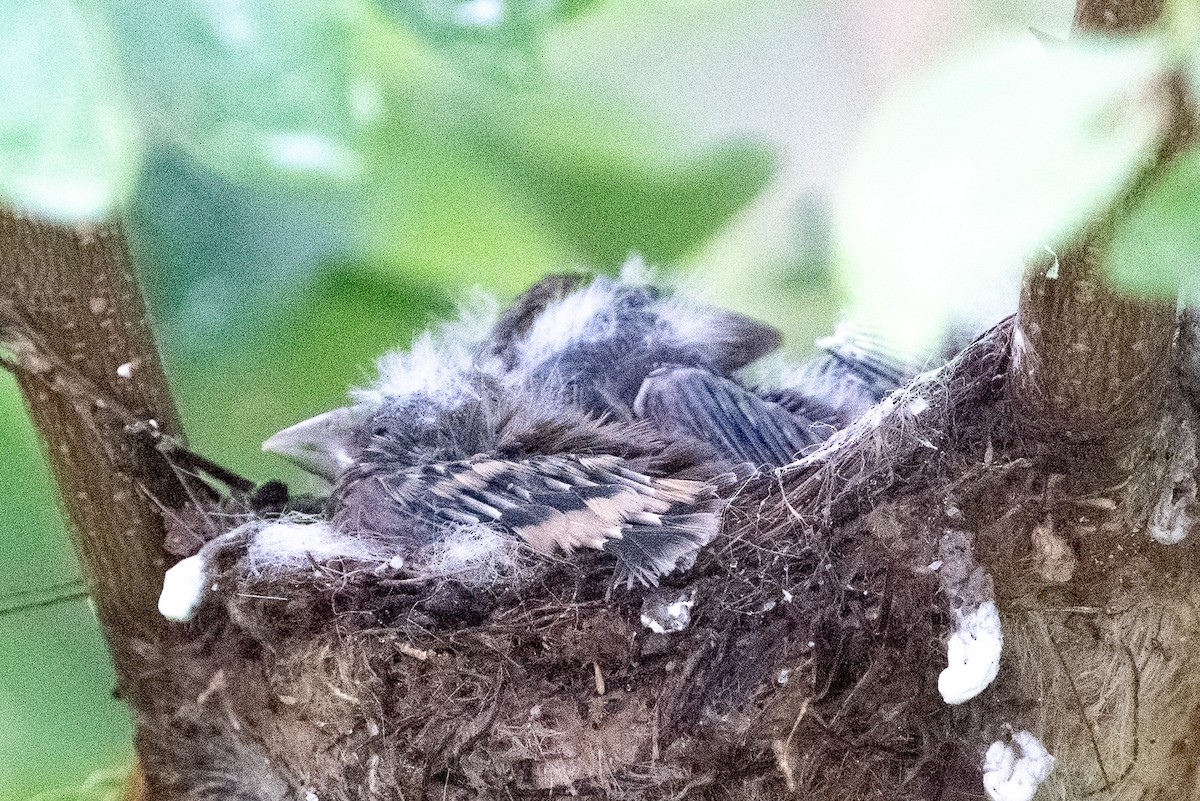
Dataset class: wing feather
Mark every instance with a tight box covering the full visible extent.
[336,452,720,585]
[635,367,821,467]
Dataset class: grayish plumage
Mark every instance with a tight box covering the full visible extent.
[253,264,912,592]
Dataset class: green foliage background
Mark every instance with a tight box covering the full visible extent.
[0,0,1105,797]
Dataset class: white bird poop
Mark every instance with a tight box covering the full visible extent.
[938,601,1003,704]
[982,730,1055,801]
[159,554,207,622]
[640,593,694,634]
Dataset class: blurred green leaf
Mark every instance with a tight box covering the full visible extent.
[358,121,575,294]
[496,138,775,266]
[111,0,775,338]
[0,0,139,221]
[0,599,132,801]
[129,142,363,341]
[102,0,394,184]
[0,378,133,800]
[1108,146,1200,295]
[27,766,129,801]
[552,0,607,22]
[470,86,776,264]
[836,36,1173,354]
[0,379,77,597]
[362,87,776,278]
[372,0,592,51]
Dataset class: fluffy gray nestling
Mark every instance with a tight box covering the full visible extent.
[161,263,914,622]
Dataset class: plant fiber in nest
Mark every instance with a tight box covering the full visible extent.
[138,319,1200,800]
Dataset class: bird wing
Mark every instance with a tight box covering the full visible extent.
[634,367,824,467]
[339,453,722,587]
[757,325,917,429]
[699,309,782,374]
[484,270,783,418]
[486,273,590,368]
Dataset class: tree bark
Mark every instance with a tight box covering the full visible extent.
[1073,0,1164,33]
[0,210,183,709]
[1009,242,1176,448]
[1008,0,1183,454]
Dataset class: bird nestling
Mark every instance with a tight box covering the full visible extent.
[157,262,912,622]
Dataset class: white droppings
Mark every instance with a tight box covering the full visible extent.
[1043,245,1060,280]
[159,554,207,622]
[938,601,1003,704]
[1151,504,1196,545]
[781,589,793,603]
[982,731,1055,801]
[776,667,791,685]
[388,555,404,570]
[1148,415,1198,545]
[305,791,320,801]
[928,560,943,571]
[640,592,694,634]
[907,397,929,416]
[264,133,358,177]
[116,361,134,379]
[666,598,692,621]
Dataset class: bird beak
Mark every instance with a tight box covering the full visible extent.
[262,406,366,482]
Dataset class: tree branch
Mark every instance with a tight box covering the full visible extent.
[0,208,185,706]
[1073,0,1164,33]
[1009,243,1176,447]
[1008,0,1185,454]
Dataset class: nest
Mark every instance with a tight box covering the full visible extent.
[137,319,1200,800]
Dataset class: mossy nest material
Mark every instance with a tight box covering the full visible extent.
[140,319,1200,800]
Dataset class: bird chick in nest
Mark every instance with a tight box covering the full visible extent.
[159,262,912,622]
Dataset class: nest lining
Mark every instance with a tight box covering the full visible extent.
[136,317,1200,800]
